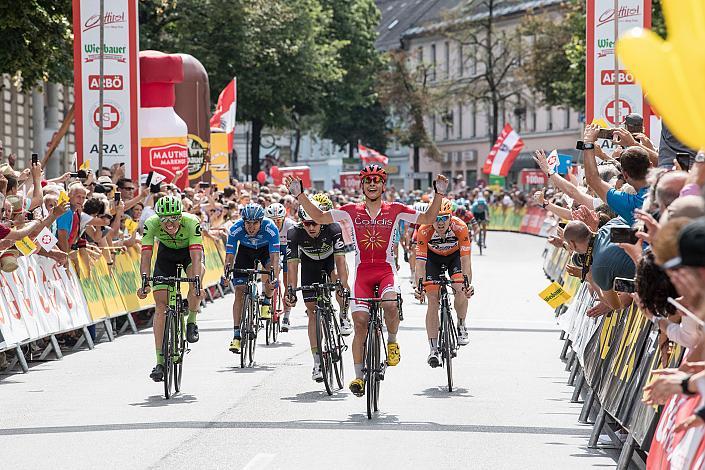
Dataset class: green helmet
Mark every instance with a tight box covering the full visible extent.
[155,195,183,217]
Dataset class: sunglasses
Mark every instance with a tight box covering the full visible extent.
[363,176,384,185]
[122,187,135,191]
[436,215,450,223]
[302,220,319,227]
[160,215,181,224]
[244,219,261,224]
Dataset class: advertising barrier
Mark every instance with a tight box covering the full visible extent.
[488,205,553,237]
[0,236,226,353]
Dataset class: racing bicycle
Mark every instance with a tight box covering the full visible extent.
[289,274,348,395]
[265,283,284,345]
[347,287,403,419]
[141,267,201,399]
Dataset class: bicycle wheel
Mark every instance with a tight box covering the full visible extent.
[249,296,258,365]
[329,313,344,390]
[478,231,484,256]
[162,309,176,399]
[442,308,454,392]
[240,297,251,369]
[174,311,185,393]
[373,325,381,412]
[265,318,272,345]
[316,307,334,395]
[272,289,281,343]
[365,321,376,419]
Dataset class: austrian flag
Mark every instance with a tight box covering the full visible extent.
[358,144,388,166]
[482,124,524,176]
[210,78,237,152]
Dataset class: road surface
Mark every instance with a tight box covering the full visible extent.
[0,232,620,469]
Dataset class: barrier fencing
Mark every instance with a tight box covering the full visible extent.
[0,235,226,372]
[543,241,695,469]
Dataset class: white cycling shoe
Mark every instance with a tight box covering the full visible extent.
[312,364,323,382]
[339,316,353,336]
[458,324,470,346]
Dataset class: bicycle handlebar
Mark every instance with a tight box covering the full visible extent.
[141,273,202,296]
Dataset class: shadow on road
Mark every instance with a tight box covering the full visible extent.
[280,390,348,403]
[261,341,294,349]
[129,393,198,408]
[414,386,474,399]
[216,365,276,374]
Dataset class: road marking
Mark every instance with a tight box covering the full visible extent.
[243,453,276,470]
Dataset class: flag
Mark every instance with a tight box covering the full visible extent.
[15,236,37,256]
[546,149,559,173]
[58,190,70,206]
[358,144,388,166]
[35,227,58,252]
[482,123,525,176]
[538,282,572,309]
[79,159,91,171]
[210,78,237,153]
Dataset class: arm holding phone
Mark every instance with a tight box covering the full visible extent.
[582,125,611,204]
[534,150,596,209]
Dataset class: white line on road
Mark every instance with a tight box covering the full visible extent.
[242,453,276,470]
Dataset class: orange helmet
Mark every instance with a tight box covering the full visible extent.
[438,198,453,216]
[359,164,387,183]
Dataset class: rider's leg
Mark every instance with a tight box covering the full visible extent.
[304,301,319,365]
[186,263,201,324]
[232,284,246,336]
[351,308,368,379]
[425,290,440,349]
[381,289,400,342]
[451,283,469,324]
[152,289,169,364]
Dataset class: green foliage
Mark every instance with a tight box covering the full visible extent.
[0,0,73,89]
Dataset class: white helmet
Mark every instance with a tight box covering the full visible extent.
[265,202,286,219]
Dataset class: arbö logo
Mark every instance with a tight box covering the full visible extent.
[83,11,126,32]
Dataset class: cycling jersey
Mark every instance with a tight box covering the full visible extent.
[286,223,346,262]
[142,213,203,251]
[455,210,477,226]
[277,217,297,246]
[471,199,489,215]
[225,217,280,255]
[415,216,471,260]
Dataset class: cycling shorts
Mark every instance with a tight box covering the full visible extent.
[300,256,335,303]
[232,245,271,286]
[424,251,463,293]
[280,244,288,274]
[153,244,193,291]
[473,212,487,223]
[351,263,397,314]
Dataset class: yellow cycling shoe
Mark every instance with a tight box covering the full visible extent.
[387,342,401,366]
[349,378,365,397]
[260,305,272,320]
[229,338,241,353]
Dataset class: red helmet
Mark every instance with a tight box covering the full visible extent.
[359,164,387,183]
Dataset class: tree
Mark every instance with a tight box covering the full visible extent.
[378,50,440,187]
[520,0,665,112]
[0,0,73,90]
[318,0,388,157]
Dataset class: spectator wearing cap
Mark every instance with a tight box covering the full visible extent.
[563,218,636,316]
[583,124,651,225]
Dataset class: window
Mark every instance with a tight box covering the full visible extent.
[471,46,478,75]
[458,103,463,139]
[416,46,423,65]
[471,102,477,137]
[564,108,571,129]
[547,108,553,131]
[432,113,437,140]
[444,108,450,140]
[444,41,450,79]
[531,108,537,132]
[431,44,437,81]
[458,42,464,76]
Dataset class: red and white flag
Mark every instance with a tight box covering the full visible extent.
[210,78,237,152]
[482,123,524,176]
[358,144,388,166]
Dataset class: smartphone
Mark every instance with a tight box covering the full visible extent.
[676,152,692,171]
[597,128,615,140]
[558,221,567,229]
[613,277,636,293]
[114,192,121,203]
[76,169,88,179]
[69,172,80,178]
[610,225,639,244]
[145,171,154,187]
[31,153,38,165]
[199,182,211,188]
[150,182,161,194]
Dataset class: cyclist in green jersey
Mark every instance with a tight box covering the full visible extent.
[137,195,204,382]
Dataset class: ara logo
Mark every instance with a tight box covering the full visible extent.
[89,143,125,154]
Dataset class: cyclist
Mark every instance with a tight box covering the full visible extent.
[224,203,281,354]
[471,195,489,248]
[285,166,449,397]
[415,199,474,367]
[454,205,479,237]
[264,202,296,331]
[407,201,427,283]
[285,201,351,382]
[137,195,204,382]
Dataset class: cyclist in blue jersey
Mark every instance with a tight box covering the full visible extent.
[224,203,281,353]
[471,196,490,248]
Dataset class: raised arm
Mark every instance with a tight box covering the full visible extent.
[284,176,334,225]
[534,150,595,208]
[582,125,611,203]
[416,175,449,225]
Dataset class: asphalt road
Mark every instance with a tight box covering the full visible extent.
[0,232,620,469]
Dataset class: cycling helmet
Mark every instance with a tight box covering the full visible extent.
[241,203,265,221]
[311,193,333,211]
[359,164,387,183]
[264,202,286,219]
[155,195,182,217]
[298,205,313,222]
[439,198,453,216]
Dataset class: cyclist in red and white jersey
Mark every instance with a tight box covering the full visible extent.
[285,166,449,397]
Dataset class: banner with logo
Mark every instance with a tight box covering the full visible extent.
[339,172,359,192]
[210,131,230,190]
[73,0,140,180]
[586,0,651,149]
[271,166,312,187]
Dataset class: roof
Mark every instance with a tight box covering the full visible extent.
[375,0,564,50]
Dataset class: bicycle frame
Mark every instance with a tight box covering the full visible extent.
[228,267,273,368]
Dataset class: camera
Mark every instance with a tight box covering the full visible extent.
[609,225,639,244]
[613,277,636,293]
[597,128,615,140]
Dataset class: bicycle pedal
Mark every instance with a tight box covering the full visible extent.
[377,363,388,380]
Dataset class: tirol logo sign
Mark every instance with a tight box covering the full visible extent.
[83,43,127,63]
[83,11,126,32]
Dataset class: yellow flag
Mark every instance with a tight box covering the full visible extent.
[591,118,609,129]
[58,190,70,206]
[79,159,91,171]
[124,217,138,234]
[539,282,572,309]
[15,236,37,256]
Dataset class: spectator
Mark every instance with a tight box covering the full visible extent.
[56,184,87,253]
